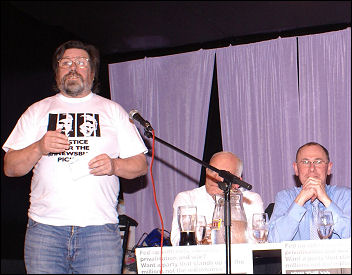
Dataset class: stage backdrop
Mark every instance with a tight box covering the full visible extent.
[216,28,351,209]
[109,50,215,240]
[109,27,350,242]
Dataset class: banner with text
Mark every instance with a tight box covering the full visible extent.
[136,244,253,274]
[281,239,351,274]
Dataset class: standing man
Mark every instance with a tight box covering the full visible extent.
[3,40,148,273]
[268,142,351,242]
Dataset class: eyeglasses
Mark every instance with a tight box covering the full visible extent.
[58,57,90,68]
[298,159,329,167]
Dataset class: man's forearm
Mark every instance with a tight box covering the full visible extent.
[112,153,148,179]
[4,141,42,177]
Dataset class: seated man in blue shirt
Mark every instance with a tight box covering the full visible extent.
[268,142,351,242]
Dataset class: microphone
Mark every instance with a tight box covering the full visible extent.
[129,110,153,131]
[218,170,252,190]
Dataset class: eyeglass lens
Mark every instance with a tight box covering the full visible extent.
[59,58,89,68]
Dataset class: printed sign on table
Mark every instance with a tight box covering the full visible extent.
[281,239,351,274]
[136,243,253,274]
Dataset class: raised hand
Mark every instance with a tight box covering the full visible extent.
[38,129,70,155]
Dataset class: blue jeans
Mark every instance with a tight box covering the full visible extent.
[24,218,122,274]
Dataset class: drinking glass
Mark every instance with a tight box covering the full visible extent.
[177,206,197,246]
[195,215,207,245]
[252,213,269,243]
[317,210,334,239]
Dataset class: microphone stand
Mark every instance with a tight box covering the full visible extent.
[219,180,232,275]
[143,129,251,274]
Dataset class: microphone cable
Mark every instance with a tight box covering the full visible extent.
[149,129,165,273]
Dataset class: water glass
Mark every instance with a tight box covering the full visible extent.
[252,213,269,243]
[177,206,197,245]
[317,210,334,239]
[195,215,208,245]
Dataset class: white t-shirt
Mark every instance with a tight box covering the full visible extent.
[170,185,265,245]
[3,92,148,226]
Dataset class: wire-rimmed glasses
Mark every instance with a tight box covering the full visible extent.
[58,57,90,68]
[298,159,329,168]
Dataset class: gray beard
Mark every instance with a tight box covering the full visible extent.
[60,73,91,97]
[63,79,85,97]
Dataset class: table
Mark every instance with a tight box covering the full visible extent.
[135,239,351,274]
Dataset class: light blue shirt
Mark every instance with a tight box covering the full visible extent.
[268,185,351,242]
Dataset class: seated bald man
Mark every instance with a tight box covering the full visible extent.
[170,151,264,246]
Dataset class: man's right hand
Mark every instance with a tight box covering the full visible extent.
[205,169,242,195]
[205,169,224,195]
[38,129,70,155]
[4,129,70,177]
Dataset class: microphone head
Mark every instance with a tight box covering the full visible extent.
[129,109,139,120]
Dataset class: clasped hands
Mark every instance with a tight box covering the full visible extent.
[296,177,331,207]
